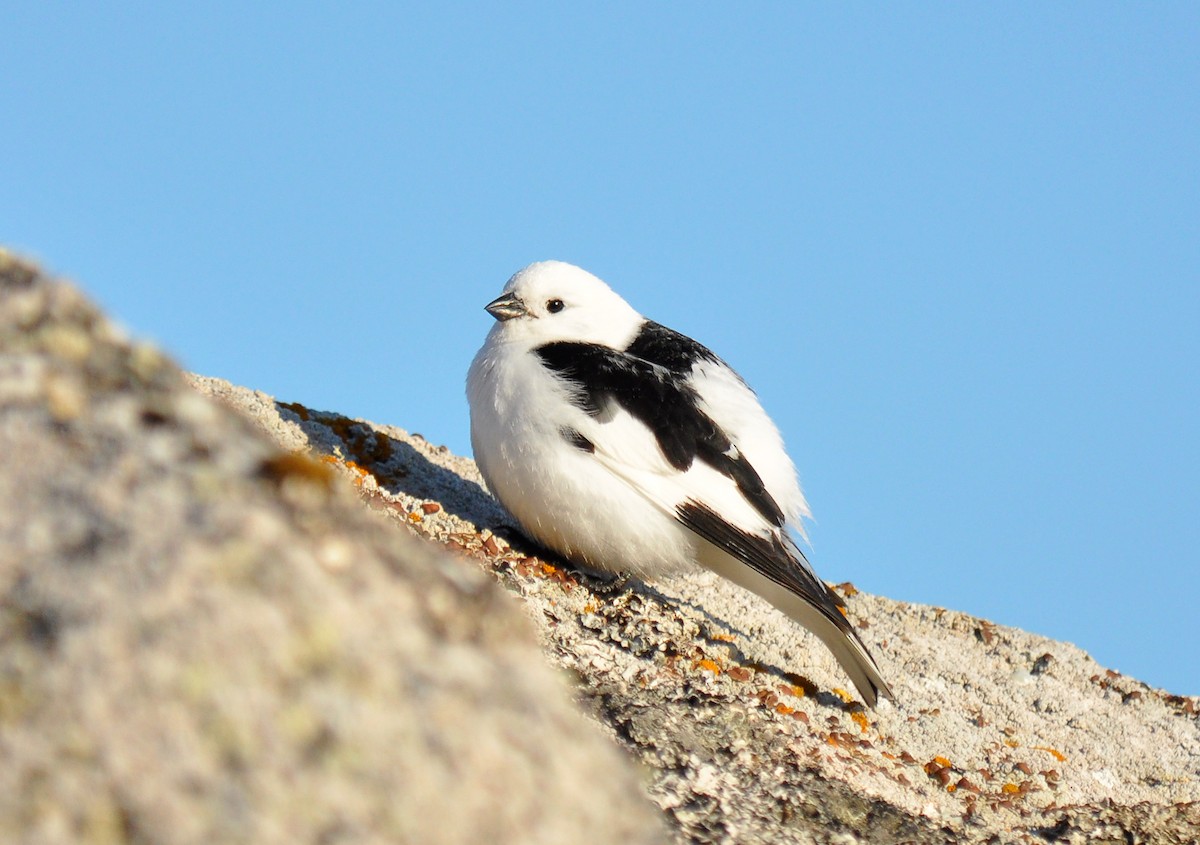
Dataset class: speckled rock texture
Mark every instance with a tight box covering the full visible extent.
[192,391,1200,842]
[0,251,666,845]
[3,251,1198,845]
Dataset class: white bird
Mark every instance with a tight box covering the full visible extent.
[467,260,894,707]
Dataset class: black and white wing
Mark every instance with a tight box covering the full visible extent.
[534,324,894,707]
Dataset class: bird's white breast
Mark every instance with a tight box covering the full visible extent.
[467,336,696,576]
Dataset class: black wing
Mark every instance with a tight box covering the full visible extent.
[676,500,870,648]
[534,336,784,527]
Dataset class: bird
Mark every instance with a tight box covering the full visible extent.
[466,260,894,707]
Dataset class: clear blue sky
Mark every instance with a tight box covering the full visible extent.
[4,5,1197,696]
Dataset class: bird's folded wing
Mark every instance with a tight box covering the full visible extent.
[674,499,850,624]
[538,343,893,704]
[544,351,848,631]
[535,340,785,526]
[588,427,892,704]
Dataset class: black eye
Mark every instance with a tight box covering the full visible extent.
[546,298,565,313]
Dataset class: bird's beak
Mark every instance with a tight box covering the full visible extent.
[485,292,528,322]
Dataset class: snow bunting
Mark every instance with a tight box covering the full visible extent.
[467,261,893,707]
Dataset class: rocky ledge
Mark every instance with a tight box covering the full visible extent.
[2,251,1197,844]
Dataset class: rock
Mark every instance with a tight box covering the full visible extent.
[0,250,666,845]
[4,249,1198,844]
[195,382,1200,844]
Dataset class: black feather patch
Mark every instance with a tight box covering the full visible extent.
[676,500,851,628]
[534,340,705,469]
[560,426,595,453]
[534,335,785,527]
[626,320,721,373]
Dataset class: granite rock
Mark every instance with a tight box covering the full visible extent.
[199,370,1200,844]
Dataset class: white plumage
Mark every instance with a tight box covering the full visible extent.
[467,260,893,707]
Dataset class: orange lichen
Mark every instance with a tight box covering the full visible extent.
[515,560,565,581]
[1032,746,1067,762]
[923,761,954,788]
[774,703,795,716]
[832,688,854,704]
[258,453,335,489]
[933,756,953,768]
[851,711,870,732]
[319,455,370,486]
[695,659,721,675]
[1004,739,1020,748]
[975,621,996,645]
[290,407,411,488]
[1002,783,1020,795]
[278,400,311,421]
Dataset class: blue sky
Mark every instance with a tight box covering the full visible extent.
[4,5,1197,696]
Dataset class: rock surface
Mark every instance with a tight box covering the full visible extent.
[3,251,1198,844]
[0,251,665,845]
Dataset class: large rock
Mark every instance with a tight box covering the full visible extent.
[196,343,1200,844]
[195,382,1200,843]
[3,250,1198,844]
[0,251,666,845]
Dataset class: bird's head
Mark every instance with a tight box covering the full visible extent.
[483,261,643,349]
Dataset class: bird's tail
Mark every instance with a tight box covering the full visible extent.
[697,544,894,708]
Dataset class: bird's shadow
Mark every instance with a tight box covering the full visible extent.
[275,399,508,530]
[637,579,862,711]
[519,547,867,715]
